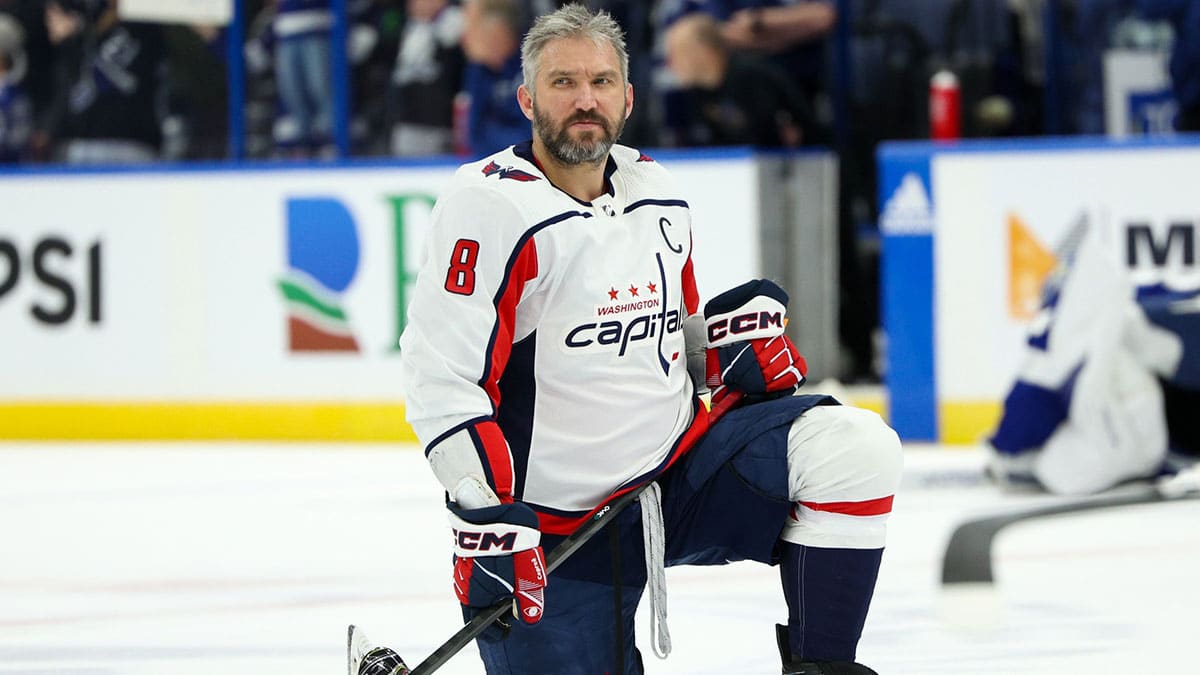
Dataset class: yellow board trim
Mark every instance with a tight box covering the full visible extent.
[0,402,418,442]
[845,394,886,421]
[827,392,1001,446]
[939,400,1003,445]
[1,398,1004,445]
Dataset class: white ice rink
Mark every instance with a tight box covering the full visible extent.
[2,442,1197,674]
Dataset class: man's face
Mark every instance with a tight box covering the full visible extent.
[45,1,83,45]
[521,36,632,166]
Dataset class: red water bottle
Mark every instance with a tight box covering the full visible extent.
[929,70,961,141]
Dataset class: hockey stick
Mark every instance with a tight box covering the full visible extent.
[364,392,745,675]
[941,466,1200,585]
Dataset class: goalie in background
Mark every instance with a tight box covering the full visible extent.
[988,221,1200,495]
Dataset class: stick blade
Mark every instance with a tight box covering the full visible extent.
[347,625,362,675]
[941,517,1003,584]
[348,624,411,675]
[941,483,1178,586]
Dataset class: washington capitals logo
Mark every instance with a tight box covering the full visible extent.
[482,162,541,182]
[637,152,655,163]
[562,254,679,376]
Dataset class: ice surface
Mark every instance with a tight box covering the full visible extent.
[1,442,1196,674]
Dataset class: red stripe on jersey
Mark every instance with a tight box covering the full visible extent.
[536,511,583,536]
[483,239,539,409]
[796,494,894,517]
[472,419,515,501]
[681,250,700,316]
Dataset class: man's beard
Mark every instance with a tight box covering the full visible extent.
[533,102,625,166]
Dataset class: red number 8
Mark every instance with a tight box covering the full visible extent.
[444,239,480,295]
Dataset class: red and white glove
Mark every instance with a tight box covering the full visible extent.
[704,278,807,406]
[448,501,547,639]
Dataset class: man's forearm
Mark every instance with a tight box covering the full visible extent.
[728,3,837,52]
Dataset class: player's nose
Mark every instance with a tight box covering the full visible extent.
[574,83,599,109]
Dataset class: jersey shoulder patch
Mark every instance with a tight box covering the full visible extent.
[481,161,541,182]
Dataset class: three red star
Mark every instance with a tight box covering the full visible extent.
[607,283,659,300]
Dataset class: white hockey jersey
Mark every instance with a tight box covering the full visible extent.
[399,142,707,533]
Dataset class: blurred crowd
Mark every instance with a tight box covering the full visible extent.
[2,0,1196,166]
[0,0,1195,380]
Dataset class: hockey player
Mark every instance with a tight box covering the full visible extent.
[392,4,901,673]
[989,221,1200,495]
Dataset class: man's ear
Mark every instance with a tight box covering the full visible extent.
[517,84,535,121]
[625,82,634,120]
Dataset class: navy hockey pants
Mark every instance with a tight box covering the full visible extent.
[475,394,835,674]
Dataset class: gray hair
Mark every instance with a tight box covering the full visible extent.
[520,3,628,93]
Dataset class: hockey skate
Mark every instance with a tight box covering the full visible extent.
[347,625,410,675]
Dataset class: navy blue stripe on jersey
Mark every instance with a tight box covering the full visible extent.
[476,210,594,405]
[466,422,500,493]
[623,198,689,213]
[655,252,671,376]
[513,141,618,204]
[602,154,618,197]
[498,331,538,501]
[511,140,538,168]
[423,415,492,458]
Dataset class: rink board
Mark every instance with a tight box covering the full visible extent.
[879,135,1200,442]
[0,150,774,440]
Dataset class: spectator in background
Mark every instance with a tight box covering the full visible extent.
[1137,0,1200,131]
[40,0,164,164]
[272,0,334,157]
[2,0,51,155]
[390,0,464,156]
[0,12,31,162]
[664,11,815,147]
[1056,0,1138,136]
[161,23,229,160]
[707,0,836,110]
[460,0,529,157]
[347,0,401,156]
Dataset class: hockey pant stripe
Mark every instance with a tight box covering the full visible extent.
[795,494,894,517]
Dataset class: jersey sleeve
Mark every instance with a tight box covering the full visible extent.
[399,183,537,500]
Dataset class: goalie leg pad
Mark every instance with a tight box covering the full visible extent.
[1034,347,1167,495]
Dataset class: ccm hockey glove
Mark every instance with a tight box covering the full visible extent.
[448,501,547,640]
[704,278,807,406]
